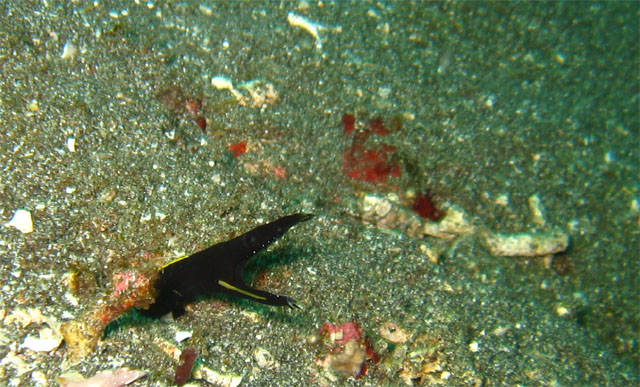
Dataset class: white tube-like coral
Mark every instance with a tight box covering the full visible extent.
[483,228,569,257]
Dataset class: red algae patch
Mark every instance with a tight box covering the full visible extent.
[412,190,445,221]
[341,113,404,184]
[228,141,248,157]
[342,113,355,134]
[175,348,198,386]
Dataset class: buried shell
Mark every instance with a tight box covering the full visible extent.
[379,322,409,344]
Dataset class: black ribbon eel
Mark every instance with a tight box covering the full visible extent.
[139,213,313,318]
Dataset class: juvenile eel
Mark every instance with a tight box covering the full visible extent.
[139,213,313,318]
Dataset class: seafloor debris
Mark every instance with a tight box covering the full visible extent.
[175,347,197,386]
[61,42,78,59]
[483,227,569,257]
[60,268,156,363]
[359,192,569,259]
[321,322,363,345]
[360,193,423,237]
[4,307,45,328]
[253,347,277,369]
[22,325,63,353]
[239,79,279,108]
[211,76,278,108]
[156,85,186,113]
[211,76,243,100]
[153,338,241,386]
[5,309,63,353]
[57,368,146,387]
[421,203,476,240]
[228,141,248,157]
[360,193,472,239]
[5,209,33,234]
[342,116,402,184]
[321,340,367,378]
[381,332,448,386]
[175,331,192,343]
[156,85,207,131]
[1,350,34,376]
[317,322,378,379]
[342,113,355,134]
[411,191,445,221]
[379,322,409,344]
[482,193,569,257]
[192,366,242,387]
[287,12,326,49]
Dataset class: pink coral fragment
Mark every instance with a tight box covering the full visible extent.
[61,368,146,387]
[321,321,362,344]
[112,272,134,297]
[318,321,378,379]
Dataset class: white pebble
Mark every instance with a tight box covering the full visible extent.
[66,137,76,153]
[64,292,79,306]
[199,4,213,16]
[253,347,275,369]
[6,210,33,234]
[61,42,78,59]
[175,331,192,343]
[211,76,234,90]
[556,306,571,317]
[22,328,62,352]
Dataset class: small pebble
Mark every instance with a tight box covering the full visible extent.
[61,42,78,59]
[6,209,33,234]
[175,331,192,343]
[67,137,76,153]
[253,347,275,369]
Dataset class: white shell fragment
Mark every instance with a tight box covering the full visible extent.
[483,227,569,257]
[67,137,76,153]
[211,75,234,90]
[287,12,325,49]
[211,75,244,100]
[254,347,276,369]
[174,331,192,343]
[6,209,33,233]
[193,366,242,387]
[22,327,62,352]
[58,368,146,387]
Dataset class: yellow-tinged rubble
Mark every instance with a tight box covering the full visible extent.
[381,332,448,386]
[360,194,423,237]
[358,193,570,259]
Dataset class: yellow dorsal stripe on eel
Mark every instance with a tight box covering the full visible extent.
[161,255,189,269]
